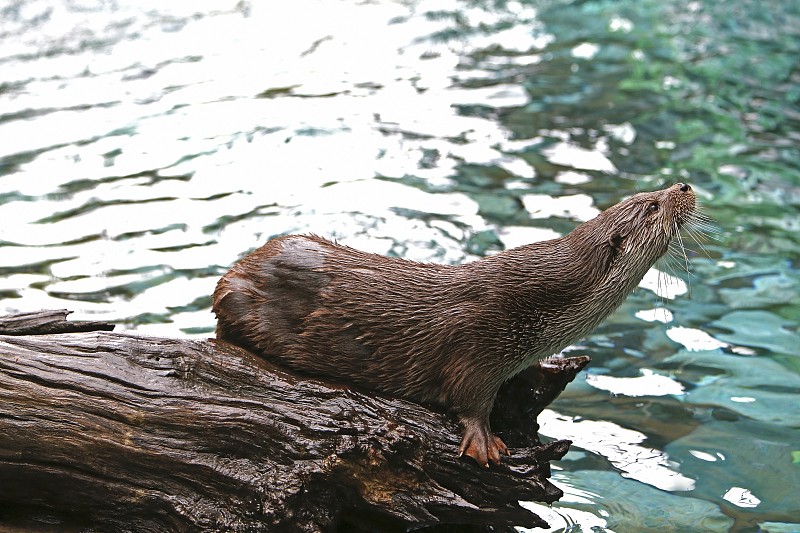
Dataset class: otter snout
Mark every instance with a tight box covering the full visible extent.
[670,182,696,226]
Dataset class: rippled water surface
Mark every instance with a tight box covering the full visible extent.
[1,0,798,531]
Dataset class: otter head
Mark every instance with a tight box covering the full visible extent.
[574,183,697,284]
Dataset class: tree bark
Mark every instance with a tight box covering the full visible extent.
[0,310,589,532]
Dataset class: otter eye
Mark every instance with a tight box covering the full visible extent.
[647,202,659,212]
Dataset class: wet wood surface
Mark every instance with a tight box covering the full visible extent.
[0,310,589,532]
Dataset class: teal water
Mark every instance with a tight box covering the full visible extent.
[1,1,798,531]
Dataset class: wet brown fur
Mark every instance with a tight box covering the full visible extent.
[212,183,696,466]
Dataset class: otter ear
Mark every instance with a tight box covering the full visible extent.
[608,233,624,252]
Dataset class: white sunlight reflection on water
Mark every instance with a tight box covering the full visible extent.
[666,326,729,351]
[518,500,611,533]
[639,268,688,298]
[585,369,685,397]
[538,409,696,492]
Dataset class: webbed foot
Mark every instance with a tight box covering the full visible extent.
[458,417,509,467]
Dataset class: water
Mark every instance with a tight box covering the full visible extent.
[1,0,798,531]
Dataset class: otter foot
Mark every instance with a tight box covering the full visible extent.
[458,418,509,467]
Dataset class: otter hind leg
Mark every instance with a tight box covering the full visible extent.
[458,415,509,467]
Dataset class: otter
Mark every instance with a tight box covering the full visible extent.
[212,183,696,466]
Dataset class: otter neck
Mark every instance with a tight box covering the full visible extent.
[492,230,659,357]
[564,222,657,315]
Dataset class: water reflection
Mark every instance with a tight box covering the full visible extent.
[585,368,685,398]
[539,409,695,492]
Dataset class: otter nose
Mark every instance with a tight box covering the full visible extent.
[678,183,691,192]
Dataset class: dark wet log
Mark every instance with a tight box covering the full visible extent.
[0,310,589,532]
[0,309,115,335]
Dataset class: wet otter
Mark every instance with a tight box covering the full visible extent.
[212,183,696,466]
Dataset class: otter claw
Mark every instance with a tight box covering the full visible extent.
[458,422,509,467]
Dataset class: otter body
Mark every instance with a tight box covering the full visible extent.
[213,183,696,466]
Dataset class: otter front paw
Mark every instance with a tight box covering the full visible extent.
[458,420,509,467]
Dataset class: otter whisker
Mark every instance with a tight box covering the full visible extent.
[691,216,716,228]
[664,243,684,268]
[684,225,714,258]
[652,253,684,313]
[677,246,691,296]
[661,247,685,284]
[687,208,719,235]
[674,222,690,266]
[657,240,685,282]
[683,207,719,259]
[687,219,716,233]
[686,219,718,237]
[690,205,714,221]
[655,268,669,309]
[667,219,693,296]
